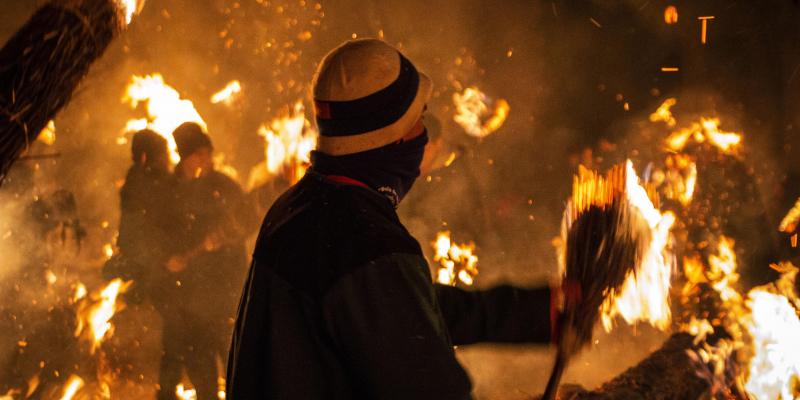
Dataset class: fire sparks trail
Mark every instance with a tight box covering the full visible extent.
[253,101,317,184]
[117,0,144,25]
[210,80,243,105]
[58,375,84,400]
[432,231,479,286]
[453,87,510,138]
[74,278,133,354]
[122,73,207,163]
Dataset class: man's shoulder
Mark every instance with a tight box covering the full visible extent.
[255,175,422,264]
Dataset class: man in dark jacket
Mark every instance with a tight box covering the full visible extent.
[160,122,256,400]
[112,129,174,302]
[227,39,557,399]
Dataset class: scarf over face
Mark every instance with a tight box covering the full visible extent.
[310,130,428,207]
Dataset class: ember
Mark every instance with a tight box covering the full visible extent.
[432,231,478,286]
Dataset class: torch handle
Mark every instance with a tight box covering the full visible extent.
[542,349,569,400]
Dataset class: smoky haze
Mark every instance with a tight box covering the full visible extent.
[2,0,800,398]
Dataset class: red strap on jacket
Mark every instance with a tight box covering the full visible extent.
[325,175,370,189]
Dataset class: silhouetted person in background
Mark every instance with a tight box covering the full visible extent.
[108,129,175,304]
[157,122,255,400]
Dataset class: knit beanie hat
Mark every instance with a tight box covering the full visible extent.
[312,39,432,155]
[131,129,167,162]
[173,122,213,159]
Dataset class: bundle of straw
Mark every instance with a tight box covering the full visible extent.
[0,0,129,183]
[543,162,654,400]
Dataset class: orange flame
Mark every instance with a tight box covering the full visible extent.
[743,264,800,399]
[58,375,84,400]
[74,279,133,354]
[779,197,800,234]
[252,101,317,185]
[433,231,478,286]
[210,80,243,105]
[118,0,143,25]
[123,73,207,163]
[649,98,677,127]
[37,120,56,145]
[664,6,679,24]
[176,383,197,400]
[453,87,510,138]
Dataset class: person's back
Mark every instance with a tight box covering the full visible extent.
[228,39,558,400]
[230,171,472,398]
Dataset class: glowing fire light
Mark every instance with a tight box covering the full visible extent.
[779,197,800,234]
[254,101,317,184]
[649,98,677,127]
[37,120,56,145]
[453,87,510,138]
[210,80,243,105]
[58,375,84,400]
[123,73,207,163]
[176,384,197,400]
[665,117,742,154]
[655,153,697,206]
[744,289,800,400]
[102,243,114,259]
[595,161,676,331]
[74,278,133,353]
[118,0,143,25]
[73,282,88,303]
[433,231,478,286]
[664,6,679,24]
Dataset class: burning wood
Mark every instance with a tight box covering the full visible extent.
[0,0,143,183]
[432,231,479,286]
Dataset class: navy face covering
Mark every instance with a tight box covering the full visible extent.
[310,130,429,207]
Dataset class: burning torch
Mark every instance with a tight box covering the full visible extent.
[0,0,145,184]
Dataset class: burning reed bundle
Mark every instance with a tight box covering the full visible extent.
[543,162,654,400]
[0,0,138,183]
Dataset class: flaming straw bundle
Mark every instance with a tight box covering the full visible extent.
[0,0,142,184]
[543,161,656,400]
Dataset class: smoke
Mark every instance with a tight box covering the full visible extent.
[2,0,800,398]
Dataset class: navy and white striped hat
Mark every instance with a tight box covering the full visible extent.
[312,39,433,155]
